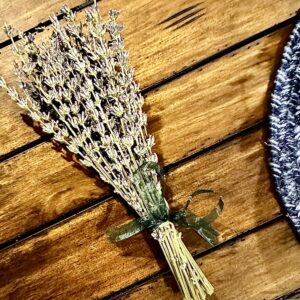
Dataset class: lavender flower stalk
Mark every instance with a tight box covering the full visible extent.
[0,5,215,299]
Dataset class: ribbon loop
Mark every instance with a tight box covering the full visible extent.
[107,217,156,242]
[107,163,224,245]
[172,197,224,246]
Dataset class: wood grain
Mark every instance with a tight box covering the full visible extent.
[0,27,287,246]
[0,0,89,43]
[0,142,108,244]
[275,289,300,300]
[0,0,298,155]
[0,130,282,299]
[0,28,289,244]
[120,220,300,300]
[0,2,297,299]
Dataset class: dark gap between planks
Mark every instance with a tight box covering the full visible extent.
[0,14,298,163]
[0,3,297,298]
[274,287,300,300]
[0,0,97,49]
[101,215,285,300]
[0,0,296,258]
[0,121,264,251]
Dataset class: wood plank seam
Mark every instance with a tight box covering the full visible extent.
[164,121,264,173]
[0,16,296,162]
[0,2,298,298]
[142,15,299,94]
[0,128,286,298]
[0,194,113,251]
[1,22,286,246]
[1,1,299,156]
[1,23,291,242]
[101,215,285,300]
[109,219,299,300]
[0,121,264,252]
[274,288,300,300]
[0,0,96,50]
[0,134,51,164]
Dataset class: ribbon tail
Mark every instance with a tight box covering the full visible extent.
[195,223,220,246]
[181,210,220,246]
[107,218,148,243]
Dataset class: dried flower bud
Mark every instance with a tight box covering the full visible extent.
[3,23,14,37]
[0,76,6,88]
[0,5,160,217]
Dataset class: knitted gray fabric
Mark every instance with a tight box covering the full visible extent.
[269,21,300,237]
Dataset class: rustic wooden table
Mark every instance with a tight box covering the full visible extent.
[0,0,300,299]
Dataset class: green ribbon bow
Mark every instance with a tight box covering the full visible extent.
[108,162,224,246]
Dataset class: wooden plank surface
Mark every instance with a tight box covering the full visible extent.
[0,0,298,155]
[120,220,300,300]
[0,28,289,244]
[1,1,299,299]
[284,290,300,300]
[0,142,107,244]
[0,0,89,43]
[275,289,300,300]
[0,129,282,299]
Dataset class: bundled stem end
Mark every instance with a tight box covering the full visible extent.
[152,221,214,300]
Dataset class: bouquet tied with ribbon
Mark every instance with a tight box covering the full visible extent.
[0,4,223,299]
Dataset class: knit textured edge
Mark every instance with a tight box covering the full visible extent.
[269,21,300,237]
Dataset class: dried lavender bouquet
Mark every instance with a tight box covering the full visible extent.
[0,4,223,300]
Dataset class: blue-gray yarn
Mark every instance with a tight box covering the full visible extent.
[269,21,300,236]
